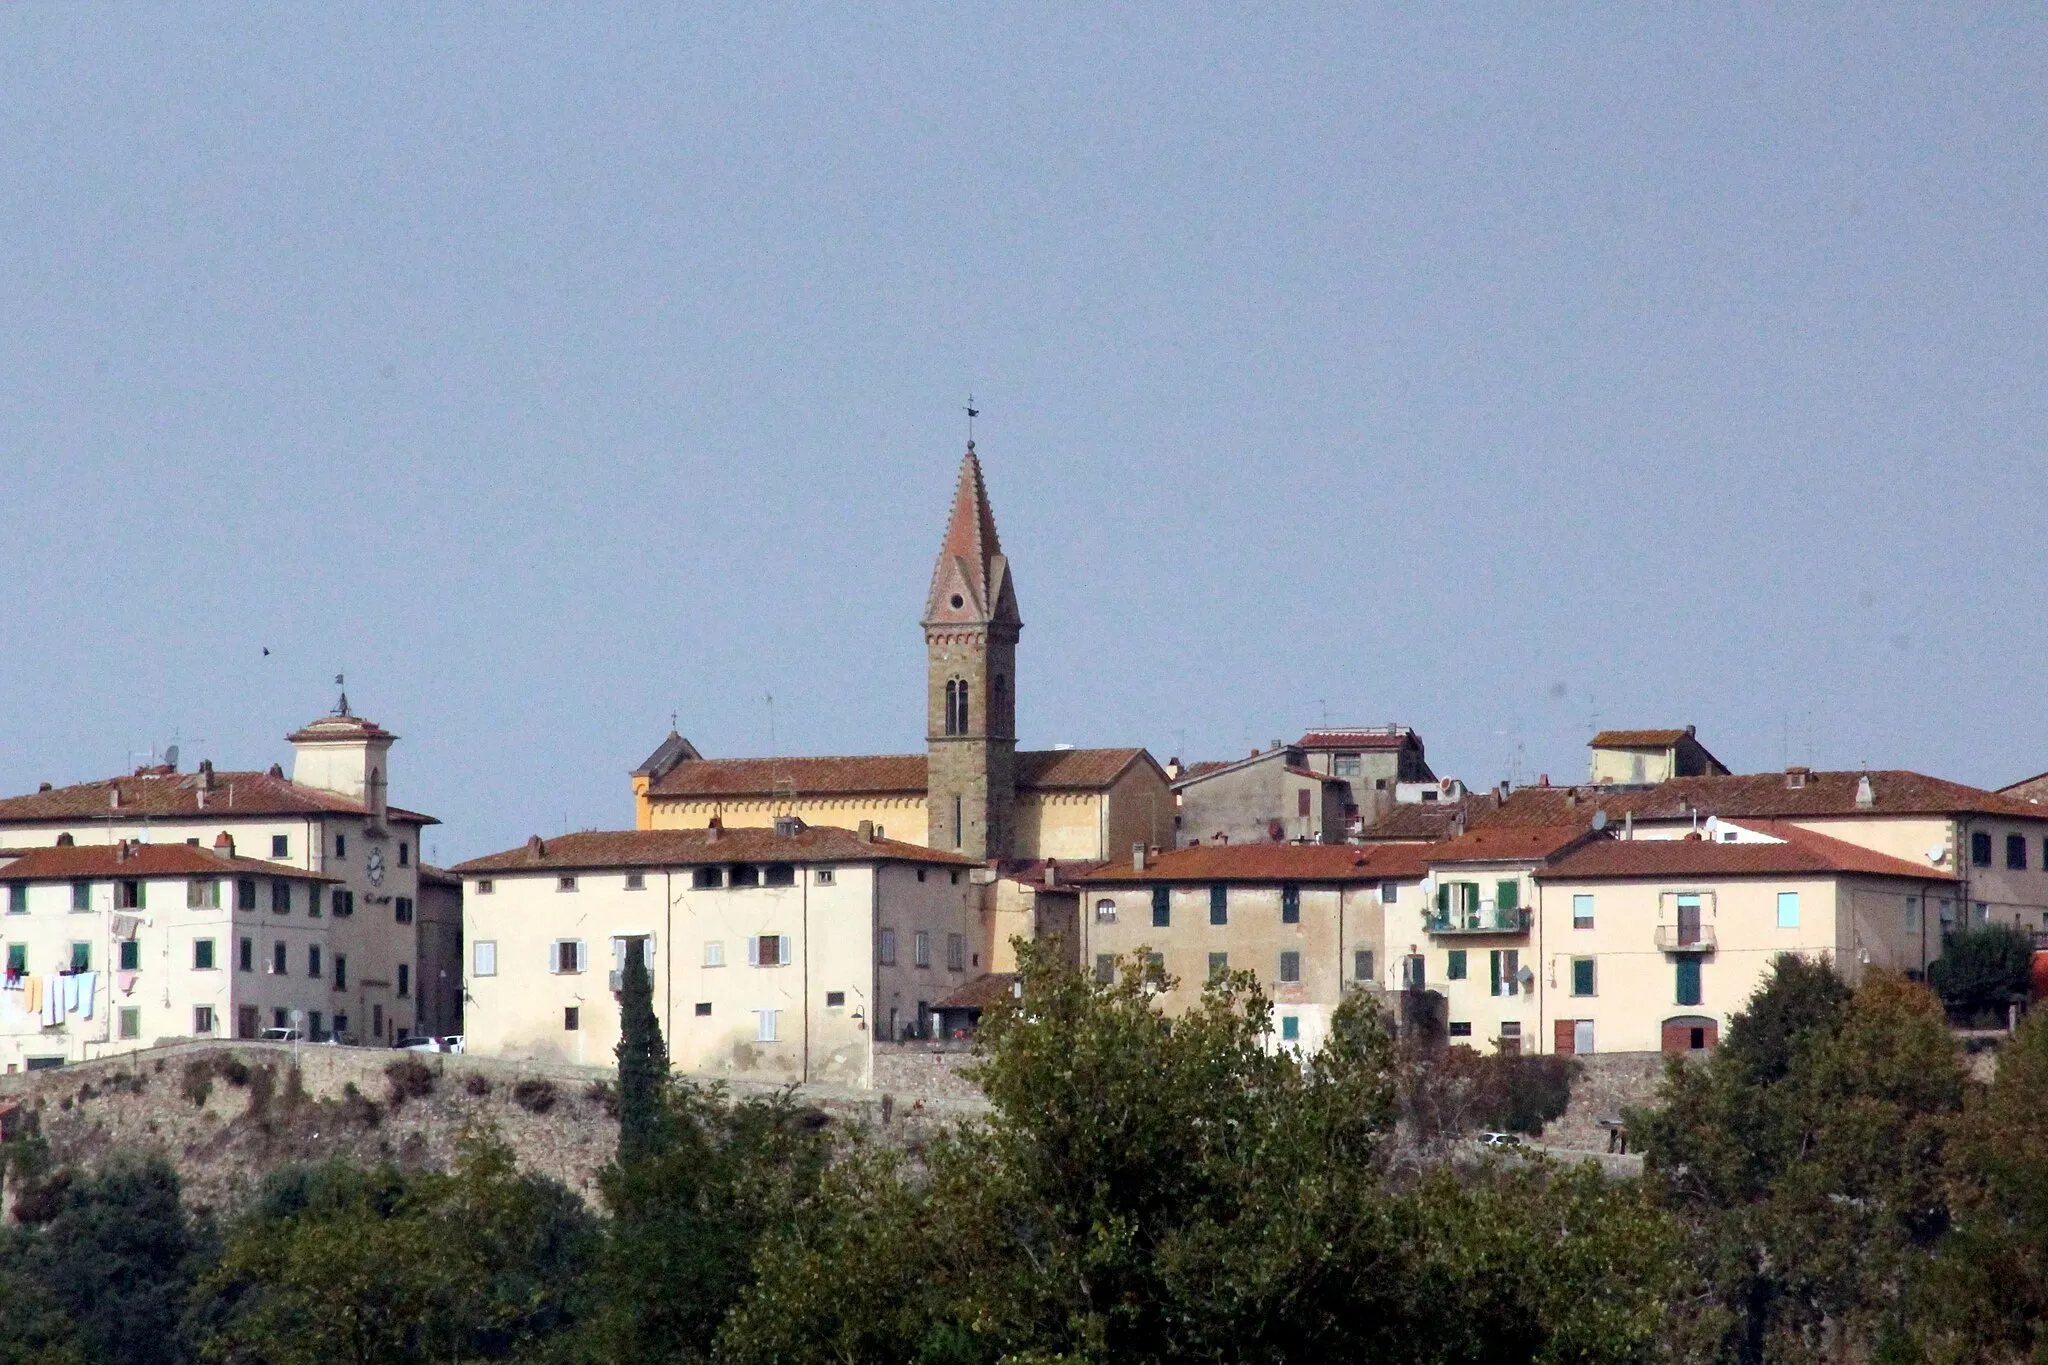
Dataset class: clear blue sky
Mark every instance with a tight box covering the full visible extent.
[3,7,2043,861]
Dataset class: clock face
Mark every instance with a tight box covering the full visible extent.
[367,848,385,886]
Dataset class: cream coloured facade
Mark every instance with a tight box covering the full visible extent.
[454,823,981,1085]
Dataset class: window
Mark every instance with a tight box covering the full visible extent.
[1572,894,1594,929]
[756,1009,778,1042]
[1281,885,1300,924]
[271,882,291,914]
[1280,1014,1301,1041]
[826,990,846,1007]
[913,931,931,968]
[951,869,962,885]
[705,940,725,967]
[332,1012,347,1038]
[1776,891,1800,929]
[693,866,724,889]
[477,879,494,895]
[1334,753,1362,777]
[1297,789,1312,818]
[187,879,220,909]
[1094,954,1115,983]
[1448,1021,1473,1037]
[554,941,585,974]
[1354,949,1375,982]
[730,864,760,888]
[1571,957,1596,997]
[309,945,324,978]
[1403,954,1425,989]
[1209,885,1228,925]
[952,796,963,850]
[765,864,796,887]
[372,1004,383,1038]
[1208,951,1228,981]
[694,1002,712,1016]
[4,945,22,975]
[1489,948,1520,998]
[238,938,252,972]
[335,834,347,858]
[194,1006,215,1035]
[1278,950,1301,984]
[1496,880,1519,912]
[944,678,969,736]
[1379,881,1399,905]
[1152,886,1171,927]
[878,930,896,966]
[398,842,409,867]
[1906,898,1920,932]
[815,868,835,886]
[308,1011,324,1040]
[271,835,289,859]
[916,868,927,883]
[332,889,354,917]
[557,875,578,893]
[119,940,140,971]
[947,933,965,972]
[192,939,216,970]
[117,880,143,910]
[564,1007,580,1031]
[397,964,410,998]
[473,941,497,976]
[67,942,88,972]
[1972,831,1993,867]
[334,954,347,990]
[118,1007,140,1040]
[1446,949,1467,980]
[1676,957,1702,1007]
[236,878,256,911]
[1975,901,1989,925]
[395,896,414,924]
[272,942,287,974]
[616,871,644,892]
[751,936,786,967]
[71,882,91,912]
[1095,898,1118,924]
[2009,834,2029,870]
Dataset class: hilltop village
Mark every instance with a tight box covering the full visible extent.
[2,445,2044,1081]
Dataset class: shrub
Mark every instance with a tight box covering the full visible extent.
[512,1078,558,1114]
[385,1057,436,1107]
[1930,924,2036,1019]
[463,1072,491,1097]
[181,1060,213,1108]
[220,1057,252,1087]
[585,1079,619,1117]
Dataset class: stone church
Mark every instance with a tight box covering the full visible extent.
[631,444,1173,873]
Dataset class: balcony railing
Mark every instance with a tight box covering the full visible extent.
[1654,924,1716,953]
[1425,905,1532,935]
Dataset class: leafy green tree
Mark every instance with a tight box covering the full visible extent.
[616,945,672,1166]
[1928,922,2035,1020]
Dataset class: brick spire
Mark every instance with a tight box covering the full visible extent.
[922,442,1020,629]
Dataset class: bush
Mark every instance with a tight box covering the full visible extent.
[181,1060,213,1108]
[220,1057,252,1087]
[463,1072,491,1097]
[1479,1053,1578,1135]
[585,1079,619,1117]
[512,1078,558,1114]
[1930,924,2035,1019]
[385,1057,436,1107]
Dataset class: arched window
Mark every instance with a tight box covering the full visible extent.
[944,678,970,736]
[957,678,969,734]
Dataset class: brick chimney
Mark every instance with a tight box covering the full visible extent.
[212,831,235,860]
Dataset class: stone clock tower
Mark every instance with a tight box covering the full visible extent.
[923,443,1021,861]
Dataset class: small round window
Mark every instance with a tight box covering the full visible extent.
[949,593,964,609]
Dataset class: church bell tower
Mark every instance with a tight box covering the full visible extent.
[923,442,1021,861]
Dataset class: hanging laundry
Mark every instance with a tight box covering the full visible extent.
[41,979,60,1028]
[24,975,40,1015]
[61,975,78,1015]
[77,974,95,1019]
[116,971,137,997]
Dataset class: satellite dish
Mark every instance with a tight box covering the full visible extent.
[164,744,180,769]
[1591,809,1608,832]
[1517,965,1536,988]
[1928,847,1947,864]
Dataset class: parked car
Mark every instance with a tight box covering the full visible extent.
[258,1027,304,1043]
[1476,1131,1525,1150]
[439,1035,465,1055]
[395,1034,437,1051]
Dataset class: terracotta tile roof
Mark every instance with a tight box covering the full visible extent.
[1427,825,1595,865]
[1077,841,1427,885]
[417,863,462,889]
[1589,729,1691,748]
[1476,771,2048,827]
[644,748,1153,799]
[1174,760,1232,782]
[1353,801,1474,842]
[0,843,340,883]
[0,771,436,826]
[935,972,1020,1012]
[2001,772,2048,804]
[450,825,978,876]
[1537,823,1958,883]
[1295,728,1417,751]
[1285,766,1351,784]
[285,711,396,744]
[994,858,1105,890]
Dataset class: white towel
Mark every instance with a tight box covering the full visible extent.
[78,973,95,1019]
[41,979,60,1027]
[62,975,78,1014]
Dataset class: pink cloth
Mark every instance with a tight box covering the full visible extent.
[116,971,137,996]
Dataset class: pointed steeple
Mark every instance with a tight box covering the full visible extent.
[923,442,1021,629]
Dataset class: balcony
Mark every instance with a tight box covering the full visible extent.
[1425,904,1531,936]
[1654,924,1716,953]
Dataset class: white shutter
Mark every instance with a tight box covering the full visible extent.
[747,936,760,966]
[575,941,587,973]
[612,938,627,971]
[642,937,656,967]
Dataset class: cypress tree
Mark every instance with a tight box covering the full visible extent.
[615,943,671,1164]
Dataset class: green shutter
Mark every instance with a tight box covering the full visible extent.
[1447,949,1466,980]
[1436,883,1449,915]
[1489,950,1503,996]
[1496,880,1518,912]
[136,882,146,910]
[1676,958,1701,1007]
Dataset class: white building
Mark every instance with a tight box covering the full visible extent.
[0,698,439,1047]
[453,818,982,1085]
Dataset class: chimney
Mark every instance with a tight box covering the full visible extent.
[1132,842,1147,872]
[1565,789,1578,807]
[527,835,545,858]
[706,816,722,845]
[857,819,875,843]
[55,832,73,846]
[213,831,235,860]
[1855,773,1876,808]
[199,760,216,791]
[268,763,283,778]
[773,815,803,838]
[1538,774,1550,787]
[1165,757,1182,780]
[37,782,50,792]
[115,840,130,862]
[1624,810,1634,840]
[109,786,121,809]
[1043,859,1058,888]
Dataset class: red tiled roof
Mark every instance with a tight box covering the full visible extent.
[1476,770,2048,828]
[1354,801,1475,842]
[1589,729,1690,748]
[450,825,977,875]
[0,771,436,825]
[644,748,1152,799]
[1295,729,1416,751]
[1285,766,1351,784]
[1427,825,1594,865]
[2001,772,2048,803]
[1174,760,1232,782]
[994,858,1105,890]
[935,973,1020,1012]
[1537,823,1957,883]
[1077,841,1426,885]
[285,712,397,744]
[0,843,340,883]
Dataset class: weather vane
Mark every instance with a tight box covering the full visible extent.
[965,394,979,445]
